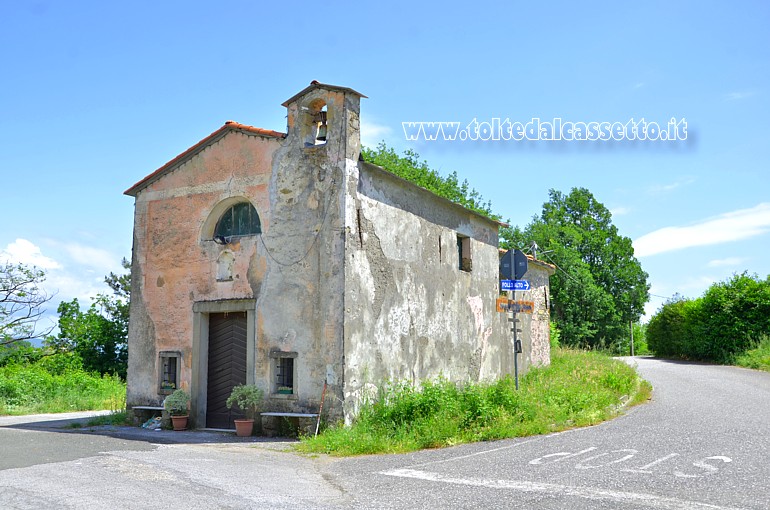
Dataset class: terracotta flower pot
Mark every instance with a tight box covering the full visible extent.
[171,415,188,431]
[234,419,255,437]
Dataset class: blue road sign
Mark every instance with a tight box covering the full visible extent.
[501,279,530,291]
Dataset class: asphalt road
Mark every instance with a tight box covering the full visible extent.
[329,357,770,509]
[0,357,768,509]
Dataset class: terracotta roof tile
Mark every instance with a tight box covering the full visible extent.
[124,121,286,196]
[223,120,286,139]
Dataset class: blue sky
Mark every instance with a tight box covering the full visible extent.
[1,1,768,327]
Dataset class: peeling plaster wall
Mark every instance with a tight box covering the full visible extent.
[255,87,359,421]
[342,163,518,420]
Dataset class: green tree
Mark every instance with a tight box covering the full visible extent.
[47,259,130,378]
[362,143,498,220]
[0,263,53,347]
[507,188,649,348]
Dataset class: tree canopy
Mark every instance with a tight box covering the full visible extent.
[46,258,130,378]
[0,263,53,347]
[505,188,649,349]
[647,273,770,363]
[362,143,499,220]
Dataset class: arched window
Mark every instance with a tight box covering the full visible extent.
[214,202,261,239]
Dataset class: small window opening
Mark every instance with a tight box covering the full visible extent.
[159,351,181,395]
[457,235,472,272]
[276,357,294,394]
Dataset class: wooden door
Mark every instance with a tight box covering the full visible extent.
[206,312,247,428]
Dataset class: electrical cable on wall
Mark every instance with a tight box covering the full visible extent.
[258,177,337,268]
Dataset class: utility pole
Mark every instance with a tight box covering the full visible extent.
[630,319,635,357]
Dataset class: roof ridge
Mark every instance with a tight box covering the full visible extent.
[124,121,285,196]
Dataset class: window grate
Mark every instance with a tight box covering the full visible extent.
[276,357,294,393]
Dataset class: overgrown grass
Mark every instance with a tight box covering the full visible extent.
[735,335,770,372]
[86,410,130,426]
[0,354,126,415]
[298,348,651,456]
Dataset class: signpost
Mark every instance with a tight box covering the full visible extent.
[501,279,530,291]
[499,249,531,390]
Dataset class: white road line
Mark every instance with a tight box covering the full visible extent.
[380,468,748,510]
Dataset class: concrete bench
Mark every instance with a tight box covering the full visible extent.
[260,412,318,418]
[260,412,319,436]
[131,405,165,425]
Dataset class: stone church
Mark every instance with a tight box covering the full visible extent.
[124,81,554,428]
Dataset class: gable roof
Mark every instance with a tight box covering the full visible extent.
[281,80,367,107]
[124,121,285,197]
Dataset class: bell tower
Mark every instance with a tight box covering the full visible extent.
[282,80,366,161]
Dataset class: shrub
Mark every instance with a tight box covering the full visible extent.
[735,335,770,372]
[163,388,190,416]
[225,384,263,420]
[647,273,770,363]
[0,358,125,415]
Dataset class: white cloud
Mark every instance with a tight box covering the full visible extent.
[0,237,121,307]
[724,91,755,101]
[0,238,61,269]
[360,119,392,148]
[61,242,119,273]
[706,257,747,268]
[610,206,630,217]
[634,203,770,257]
[648,176,695,195]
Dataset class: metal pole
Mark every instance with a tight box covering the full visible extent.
[315,379,327,437]
[512,289,519,390]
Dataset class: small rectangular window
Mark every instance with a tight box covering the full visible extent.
[457,235,472,272]
[158,351,181,395]
[277,358,294,394]
[269,351,298,396]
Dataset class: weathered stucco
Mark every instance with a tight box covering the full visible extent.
[340,163,554,419]
[125,82,553,428]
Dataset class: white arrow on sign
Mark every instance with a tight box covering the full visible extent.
[501,280,530,291]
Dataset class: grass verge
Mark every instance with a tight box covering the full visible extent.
[0,358,126,416]
[297,348,651,456]
[734,335,770,373]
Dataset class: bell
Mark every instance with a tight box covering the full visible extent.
[316,121,327,142]
[313,110,328,143]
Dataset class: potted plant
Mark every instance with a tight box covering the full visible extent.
[226,384,264,437]
[163,388,190,431]
[277,386,293,395]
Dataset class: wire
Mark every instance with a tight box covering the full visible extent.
[538,251,585,286]
[258,177,337,268]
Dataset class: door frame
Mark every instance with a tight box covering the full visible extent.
[191,299,256,428]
